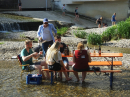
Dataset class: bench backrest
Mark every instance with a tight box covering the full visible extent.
[17,54,22,65]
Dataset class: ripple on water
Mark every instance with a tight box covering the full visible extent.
[0,60,130,96]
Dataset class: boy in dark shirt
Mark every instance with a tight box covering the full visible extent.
[55,36,69,76]
[75,7,79,21]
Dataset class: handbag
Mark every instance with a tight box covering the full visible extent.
[90,66,101,76]
[51,59,61,71]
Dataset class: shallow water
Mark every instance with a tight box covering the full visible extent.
[0,60,130,97]
[86,44,130,54]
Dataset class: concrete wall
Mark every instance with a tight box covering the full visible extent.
[54,0,129,21]
[21,0,51,8]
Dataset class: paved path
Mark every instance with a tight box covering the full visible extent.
[3,11,98,28]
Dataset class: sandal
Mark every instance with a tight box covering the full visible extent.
[66,77,72,81]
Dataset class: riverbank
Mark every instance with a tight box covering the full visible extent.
[0,11,130,69]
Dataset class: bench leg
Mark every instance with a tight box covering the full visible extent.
[51,72,53,85]
[110,73,113,88]
[110,57,113,88]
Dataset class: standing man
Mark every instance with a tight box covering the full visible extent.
[37,18,57,58]
[21,40,50,79]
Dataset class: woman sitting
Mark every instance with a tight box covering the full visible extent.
[46,41,72,81]
[72,42,91,83]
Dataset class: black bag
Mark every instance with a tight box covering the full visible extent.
[48,59,61,71]
[91,66,101,76]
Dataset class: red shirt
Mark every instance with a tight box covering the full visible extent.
[74,50,89,69]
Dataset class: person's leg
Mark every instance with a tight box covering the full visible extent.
[75,15,77,20]
[77,15,79,21]
[73,71,79,82]
[98,24,101,28]
[40,61,50,79]
[34,65,46,79]
[61,67,72,81]
[82,72,86,82]
[42,41,51,57]
[112,22,114,26]
[114,22,116,25]
[62,57,69,76]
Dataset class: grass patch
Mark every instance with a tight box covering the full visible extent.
[0,13,40,22]
[20,33,25,38]
[0,42,4,45]
[57,27,69,36]
[74,30,88,39]
[87,33,102,45]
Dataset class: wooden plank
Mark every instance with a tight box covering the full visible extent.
[69,61,122,66]
[42,69,122,73]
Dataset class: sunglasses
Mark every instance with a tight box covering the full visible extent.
[44,22,48,24]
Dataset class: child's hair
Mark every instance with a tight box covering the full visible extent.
[55,35,61,40]
[63,4,65,6]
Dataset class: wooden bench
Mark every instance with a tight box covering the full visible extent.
[42,61,122,88]
[69,61,122,66]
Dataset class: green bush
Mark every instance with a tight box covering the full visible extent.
[101,25,117,42]
[0,42,4,45]
[117,21,130,39]
[87,33,102,45]
[74,30,88,39]
[57,27,69,36]
[125,16,130,22]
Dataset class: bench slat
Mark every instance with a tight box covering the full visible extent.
[42,69,122,73]
[69,61,122,66]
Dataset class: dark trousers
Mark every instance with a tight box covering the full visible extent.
[42,40,53,57]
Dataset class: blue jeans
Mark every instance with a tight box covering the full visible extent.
[42,40,53,57]
[62,57,69,64]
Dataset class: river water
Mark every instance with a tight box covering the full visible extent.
[0,59,130,97]
[0,13,130,97]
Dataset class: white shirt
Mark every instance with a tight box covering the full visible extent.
[43,26,52,41]
[46,50,62,65]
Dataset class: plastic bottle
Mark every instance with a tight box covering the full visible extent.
[99,45,101,55]
[87,46,90,53]
[93,46,95,53]
[66,45,69,55]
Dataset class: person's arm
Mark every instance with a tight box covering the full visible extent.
[73,50,75,63]
[51,24,57,35]
[22,52,38,62]
[87,50,91,62]
[37,25,42,39]
[33,51,43,59]
[60,60,67,70]
[96,19,98,24]
[58,51,67,70]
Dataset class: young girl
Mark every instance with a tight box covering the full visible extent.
[111,13,116,25]
[62,4,66,16]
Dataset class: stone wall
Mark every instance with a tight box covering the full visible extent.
[54,0,129,21]
[0,0,18,9]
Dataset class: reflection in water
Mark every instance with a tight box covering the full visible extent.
[0,60,130,96]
